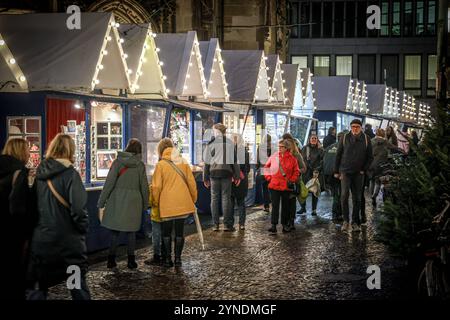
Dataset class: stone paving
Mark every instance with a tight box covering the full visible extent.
[48,194,412,300]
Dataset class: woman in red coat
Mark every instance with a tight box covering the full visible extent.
[263,139,300,233]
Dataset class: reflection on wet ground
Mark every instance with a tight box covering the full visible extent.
[48,193,412,300]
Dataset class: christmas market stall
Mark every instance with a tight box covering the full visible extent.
[220,49,271,205]
[154,31,231,214]
[312,76,367,141]
[281,64,317,148]
[0,12,160,252]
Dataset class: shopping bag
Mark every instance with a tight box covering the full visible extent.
[298,180,309,204]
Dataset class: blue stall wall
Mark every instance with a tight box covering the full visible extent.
[0,92,47,150]
[313,111,337,127]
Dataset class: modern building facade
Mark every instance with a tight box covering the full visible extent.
[288,0,438,105]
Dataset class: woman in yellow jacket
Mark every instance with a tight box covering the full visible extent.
[151,138,197,267]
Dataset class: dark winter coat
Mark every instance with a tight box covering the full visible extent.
[367,137,398,178]
[301,144,324,182]
[30,158,88,288]
[0,155,37,298]
[334,132,374,174]
[203,136,240,180]
[98,152,149,232]
[322,134,336,149]
[365,128,376,139]
[322,142,339,176]
[232,145,251,200]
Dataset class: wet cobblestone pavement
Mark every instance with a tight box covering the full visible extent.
[48,194,412,300]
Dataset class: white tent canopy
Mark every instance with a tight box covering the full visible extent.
[399,91,416,122]
[312,76,355,112]
[154,31,208,98]
[300,68,317,115]
[0,12,131,93]
[417,101,431,126]
[221,50,270,103]
[119,23,167,99]
[366,84,388,115]
[266,54,286,103]
[198,38,229,102]
[280,64,300,108]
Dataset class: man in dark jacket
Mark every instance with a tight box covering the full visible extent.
[322,131,346,223]
[322,127,336,149]
[364,124,376,139]
[334,119,373,232]
[203,123,241,231]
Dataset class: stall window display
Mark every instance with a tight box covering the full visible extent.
[62,120,87,181]
[265,112,287,142]
[193,110,215,167]
[170,108,191,163]
[318,121,334,141]
[90,102,123,181]
[364,117,382,132]
[290,117,310,148]
[130,105,166,176]
[337,113,362,134]
[7,116,41,168]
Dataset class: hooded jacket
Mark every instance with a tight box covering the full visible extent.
[98,151,149,232]
[151,147,197,219]
[334,132,374,174]
[263,151,300,191]
[30,158,88,286]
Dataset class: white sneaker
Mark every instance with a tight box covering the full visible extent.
[352,224,361,232]
[341,222,350,232]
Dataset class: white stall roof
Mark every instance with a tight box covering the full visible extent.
[312,76,352,111]
[198,39,229,102]
[366,84,387,115]
[119,24,167,98]
[154,31,208,98]
[221,50,270,103]
[0,12,131,93]
[280,64,298,107]
[300,68,317,111]
[266,54,286,103]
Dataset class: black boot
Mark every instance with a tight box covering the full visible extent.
[127,255,137,269]
[163,237,173,267]
[144,254,162,266]
[107,255,116,269]
[174,237,185,267]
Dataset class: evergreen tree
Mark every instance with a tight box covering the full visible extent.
[375,101,450,259]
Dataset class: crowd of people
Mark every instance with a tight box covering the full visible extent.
[1,119,418,300]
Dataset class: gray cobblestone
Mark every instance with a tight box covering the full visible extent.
[48,194,410,300]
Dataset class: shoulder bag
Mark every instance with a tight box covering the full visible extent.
[279,160,300,196]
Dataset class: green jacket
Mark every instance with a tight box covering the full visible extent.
[98,152,149,232]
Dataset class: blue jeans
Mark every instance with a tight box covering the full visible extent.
[210,177,233,227]
[232,196,246,225]
[151,221,162,256]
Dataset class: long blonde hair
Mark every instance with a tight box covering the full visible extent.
[2,137,29,164]
[45,134,75,163]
